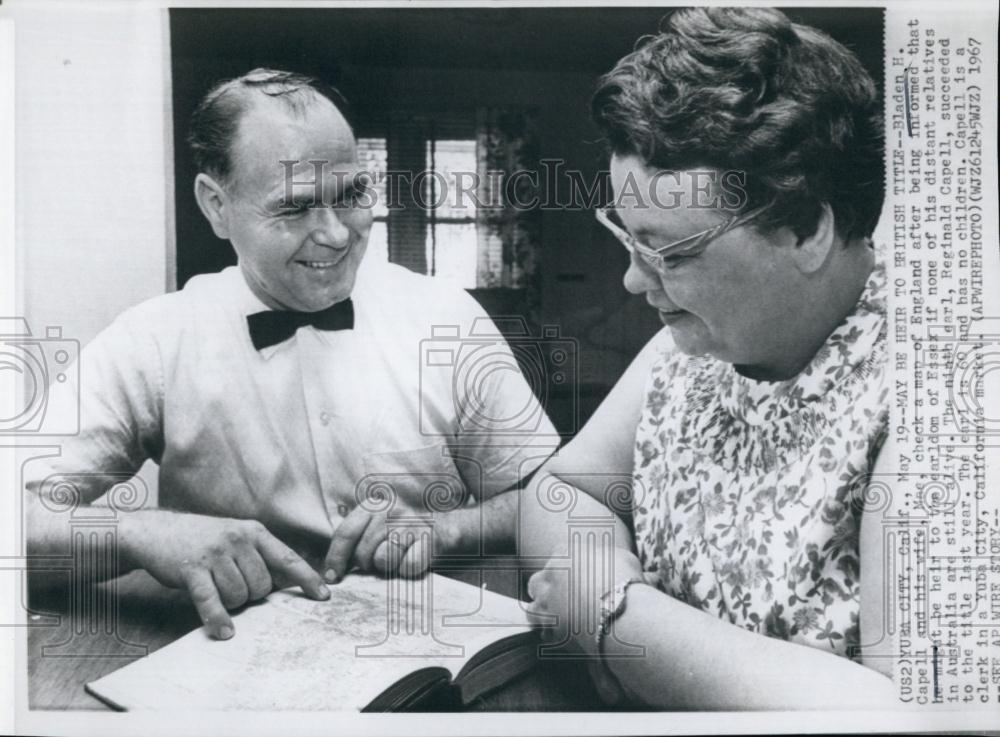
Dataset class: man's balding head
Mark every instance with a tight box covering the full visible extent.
[187,68,353,191]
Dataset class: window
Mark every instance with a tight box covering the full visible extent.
[357,109,539,293]
[358,130,482,289]
[424,138,478,289]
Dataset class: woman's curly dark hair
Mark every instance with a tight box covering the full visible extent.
[592,7,884,241]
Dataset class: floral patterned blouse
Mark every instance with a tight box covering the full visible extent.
[631,265,888,660]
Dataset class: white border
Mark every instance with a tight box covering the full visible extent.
[0,14,17,737]
[5,0,1000,734]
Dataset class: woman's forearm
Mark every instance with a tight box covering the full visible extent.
[518,470,634,563]
[604,584,900,710]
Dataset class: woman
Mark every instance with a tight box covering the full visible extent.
[521,8,897,709]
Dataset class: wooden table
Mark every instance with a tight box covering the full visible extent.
[26,564,611,712]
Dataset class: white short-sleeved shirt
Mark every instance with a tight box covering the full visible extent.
[27,254,559,547]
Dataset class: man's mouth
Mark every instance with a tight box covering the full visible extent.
[295,251,349,270]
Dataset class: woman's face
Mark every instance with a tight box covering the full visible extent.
[611,154,804,372]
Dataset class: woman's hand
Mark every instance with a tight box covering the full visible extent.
[525,541,646,658]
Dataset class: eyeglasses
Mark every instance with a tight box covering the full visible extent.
[595,202,773,272]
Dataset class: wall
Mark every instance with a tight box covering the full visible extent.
[13,2,171,347]
[11,2,172,500]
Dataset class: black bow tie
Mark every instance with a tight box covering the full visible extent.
[247,299,355,351]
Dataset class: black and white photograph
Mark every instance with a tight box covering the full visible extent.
[1,1,997,734]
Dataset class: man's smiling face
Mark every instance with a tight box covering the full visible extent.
[221,95,372,312]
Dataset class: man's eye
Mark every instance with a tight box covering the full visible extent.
[278,203,311,217]
[332,188,369,209]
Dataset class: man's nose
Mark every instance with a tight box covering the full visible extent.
[623,252,662,295]
[309,207,351,249]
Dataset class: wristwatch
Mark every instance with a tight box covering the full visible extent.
[596,576,645,656]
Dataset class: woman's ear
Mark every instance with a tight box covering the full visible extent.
[790,202,837,275]
[194,173,232,240]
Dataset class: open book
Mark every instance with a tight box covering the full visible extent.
[86,573,538,711]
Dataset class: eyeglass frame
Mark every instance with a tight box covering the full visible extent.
[595,201,774,271]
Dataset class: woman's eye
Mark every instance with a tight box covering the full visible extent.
[660,254,692,269]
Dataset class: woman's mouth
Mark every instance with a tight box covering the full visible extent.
[658,308,688,325]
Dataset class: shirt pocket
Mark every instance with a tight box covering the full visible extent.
[359,443,467,515]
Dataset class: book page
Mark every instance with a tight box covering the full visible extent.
[85,573,533,711]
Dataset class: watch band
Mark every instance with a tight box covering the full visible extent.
[595,576,644,657]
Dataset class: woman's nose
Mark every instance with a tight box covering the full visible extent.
[623,251,662,295]
[309,207,351,249]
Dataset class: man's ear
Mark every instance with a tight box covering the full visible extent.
[194,173,232,240]
[790,202,837,275]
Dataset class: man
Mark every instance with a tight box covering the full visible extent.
[26,68,557,640]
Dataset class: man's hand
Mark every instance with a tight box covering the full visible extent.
[122,511,330,639]
[322,503,458,583]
